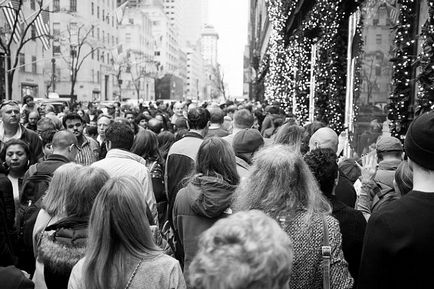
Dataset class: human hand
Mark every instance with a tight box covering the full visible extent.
[357,151,378,183]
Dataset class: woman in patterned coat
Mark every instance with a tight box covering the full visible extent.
[233,144,353,289]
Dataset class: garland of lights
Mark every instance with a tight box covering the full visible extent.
[389,0,417,140]
[417,0,434,114]
[264,0,351,131]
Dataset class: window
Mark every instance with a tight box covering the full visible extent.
[97,27,100,40]
[375,66,382,76]
[91,2,94,15]
[91,25,95,37]
[53,0,60,11]
[91,49,94,59]
[129,18,134,24]
[32,56,37,73]
[112,16,114,27]
[97,6,100,18]
[53,45,61,54]
[31,25,36,39]
[30,0,35,10]
[102,30,105,43]
[70,0,77,12]
[97,70,100,82]
[103,9,105,21]
[53,22,60,38]
[376,34,382,45]
[19,53,25,72]
[125,33,131,43]
[91,69,94,82]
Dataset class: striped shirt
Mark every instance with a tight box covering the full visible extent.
[75,135,100,166]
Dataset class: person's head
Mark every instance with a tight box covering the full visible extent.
[174,116,188,132]
[107,104,116,116]
[196,137,239,186]
[1,100,21,128]
[304,148,338,198]
[394,160,413,196]
[51,130,80,161]
[97,115,113,139]
[233,109,254,130]
[188,107,210,133]
[233,144,331,220]
[86,126,98,139]
[135,114,150,128]
[173,102,184,117]
[63,112,85,138]
[375,136,403,162]
[83,176,160,289]
[28,111,40,126]
[157,131,176,161]
[65,166,109,218]
[36,117,56,136]
[89,120,97,127]
[208,107,225,125]
[156,100,166,111]
[77,109,85,119]
[42,163,83,216]
[404,111,434,177]
[44,104,55,114]
[131,130,160,161]
[273,123,304,153]
[124,111,136,124]
[232,129,264,164]
[338,158,361,184]
[105,122,134,151]
[23,95,34,106]
[190,210,293,289]
[147,118,164,134]
[2,139,30,174]
[308,127,339,153]
[40,129,57,157]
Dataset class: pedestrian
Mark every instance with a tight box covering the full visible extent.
[189,210,293,289]
[35,166,109,289]
[96,114,112,160]
[206,107,229,137]
[0,162,15,267]
[232,128,264,179]
[157,131,176,163]
[25,111,39,132]
[165,107,210,264]
[233,145,353,289]
[358,111,434,289]
[273,123,305,154]
[68,176,186,289]
[304,148,366,284]
[1,139,30,213]
[222,109,254,146]
[91,122,157,225]
[0,100,42,164]
[63,113,100,166]
[173,137,239,281]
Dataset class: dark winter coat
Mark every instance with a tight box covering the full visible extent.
[0,167,16,266]
[173,175,237,280]
[330,196,366,284]
[37,216,88,289]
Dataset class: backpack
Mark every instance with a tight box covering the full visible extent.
[15,168,52,274]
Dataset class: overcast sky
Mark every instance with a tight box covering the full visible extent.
[208,0,249,98]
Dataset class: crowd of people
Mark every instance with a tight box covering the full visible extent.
[0,95,433,289]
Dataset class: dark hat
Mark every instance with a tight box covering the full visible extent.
[106,104,115,109]
[376,136,403,152]
[404,111,434,170]
[233,129,264,154]
[338,158,361,184]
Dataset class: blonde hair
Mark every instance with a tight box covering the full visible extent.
[233,144,331,222]
[41,163,83,216]
[189,210,293,289]
[83,176,160,289]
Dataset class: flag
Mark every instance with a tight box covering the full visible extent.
[111,43,124,63]
[114,1,128,24]
[34,9,50,50]
[1,0,24,43]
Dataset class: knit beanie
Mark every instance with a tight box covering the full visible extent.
[404,111,434,170]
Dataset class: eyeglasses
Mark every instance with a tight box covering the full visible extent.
[66,123,82,129]
[0,100,20,109]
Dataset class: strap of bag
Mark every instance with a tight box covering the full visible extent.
[124,258,144,289]
[322,216,331,289]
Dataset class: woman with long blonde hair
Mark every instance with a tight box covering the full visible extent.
[68,176,185,289]
[233,144,353,289]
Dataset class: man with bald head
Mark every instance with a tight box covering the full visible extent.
[309,126,357,207]
[23,130,79,182]
[309,127,339,152]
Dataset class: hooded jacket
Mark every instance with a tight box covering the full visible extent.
[33,216,88,289]
[173,175,236,278]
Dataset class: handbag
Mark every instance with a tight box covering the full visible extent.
[321,217,331,289]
